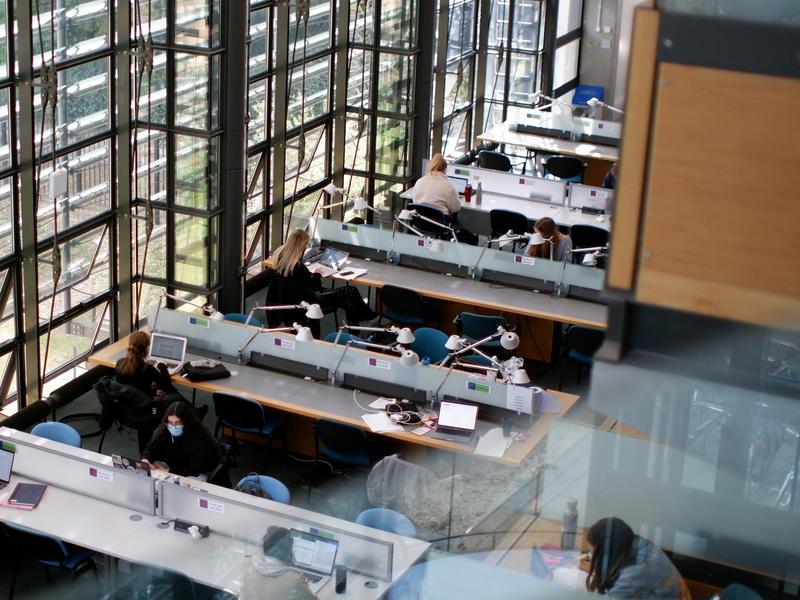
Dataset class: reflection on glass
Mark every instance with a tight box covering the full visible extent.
[39,303,109,377]
[379,0,416,48]
[377,53,415,114]
[174,213,209,287]
[174,0,221,48]
[375,117,409,178]
[174,134,219,210]
[287,56,330,130]
[134,205,167,280]
[33,0,110,66]
[0,269,15,346]
[175,52,215,130]
[0,176,12,259]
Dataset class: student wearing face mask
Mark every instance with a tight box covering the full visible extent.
[141,401,219,479]
[527,216,572,261]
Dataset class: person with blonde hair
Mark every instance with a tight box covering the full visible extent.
[411,153,461,215]
[263,228,378,335]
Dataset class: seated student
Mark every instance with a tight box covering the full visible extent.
[586,517,691,600]
[412,153,461,216]
[141,401,220,481]
[603,162,617,190]
[115,331,179,400]
[263,228,378,335]
[527,216,572,261]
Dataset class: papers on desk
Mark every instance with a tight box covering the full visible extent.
[474,427,513,458]
[369,397,395,410]
[332,267,368,281]
[362,412,404,433]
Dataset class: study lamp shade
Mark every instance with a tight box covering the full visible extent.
[304,303,324,320]
[510,368,531,385]
[399,350,420,367]
[398,209,415,221]
[445,335,463,351]
[528,232,545,245]
[395,327,415,345]
[352,197,368,210]
[500,331,520,350]
[295,326,314,342]
[323,183,340,195]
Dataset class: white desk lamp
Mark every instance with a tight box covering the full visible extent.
[587,97,624,116]
[244,301,323,327]
[321,183,384,226]
[528,232,555,260]
[397,208,458,244]
[151,292,224,332]
[237,322,314,363]
[330,325,419,384]
[469,230,532,279]
[552,245,609,299]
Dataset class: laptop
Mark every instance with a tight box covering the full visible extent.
[111,453,151,476]
[279,529,340,594]
[430,401,479,443]
[447,175,468,195]
[304,246,350,271]
[147,332,187,374]
[0,447,14,491]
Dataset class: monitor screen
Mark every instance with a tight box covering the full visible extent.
[0,448,14,483]
[289,530,339,575]
[149,333,186,362]
[438,401,478,431]
[447,175,468,195]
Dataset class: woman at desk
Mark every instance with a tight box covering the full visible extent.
[141,401,221,481]
[412,153,461,215]
[264,228,378,335]
[527,216,572,261]
[115,331,179,398]
[585,517,691,599]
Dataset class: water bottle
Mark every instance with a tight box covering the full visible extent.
[475,182,483,205]
[560,498,578,550]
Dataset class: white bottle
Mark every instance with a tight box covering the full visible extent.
[475,182,483,205]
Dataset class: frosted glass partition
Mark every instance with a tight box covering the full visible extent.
[0,427,156,515]
[567,183,614,213]
[159,482,395,581]
[314,218,604,291]
[658,0,800,24]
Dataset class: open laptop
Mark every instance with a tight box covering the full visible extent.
[0,447,14,491]
[447,175,468,196]
[430,401,479,443]
[304,246,350,271]
[147,332,187,374]
[280,529,340,594]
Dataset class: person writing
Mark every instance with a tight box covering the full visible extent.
[527,216,572,261]
[141,401,221,481]
[585,517,691,599]
[263,228,378,335]
[412,153,461,215]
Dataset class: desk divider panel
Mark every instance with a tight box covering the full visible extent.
[314,218,603,291]
[158,482,394,581]
[0,427,156,515]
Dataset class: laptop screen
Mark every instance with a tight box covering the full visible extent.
[447,175,468,195]
[289,530,339,576]
[149,333,186,363]
[437,401,478,431]
[0,448,14,483]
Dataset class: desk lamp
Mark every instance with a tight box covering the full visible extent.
[587,97,624,116]
[469,230,532,279]
[552,245,609,299]
[530,91,571,113]
[237,322,315,363]
[396,209,458,244]
[528,232,554,260]
[151,292,224,333]
[329,325,419,384]
[321,183,384,226]
[243,301,323,327]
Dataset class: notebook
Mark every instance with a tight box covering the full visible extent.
[8,482,47,508]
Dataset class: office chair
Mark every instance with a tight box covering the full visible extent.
[312,419,374,490]
[224,312,262,327]
[544,155,587,183]
[5,523,97,599]
[356,508,417,538]
[381,285,439,327]
[489,209,530,252]
[409,327,449,363]
[570,225,609,260]
[456,312,509,355]
[235,474,291,504]
[478,150,512,172]
[324,332,367,348]
[717,584,763,600]
[406,203,453,240]
[558,325,605,390]
[212,392,287,470]
[100,562,207,600]
[31,421,81,448]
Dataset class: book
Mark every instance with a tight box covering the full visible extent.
[8,482,47,508]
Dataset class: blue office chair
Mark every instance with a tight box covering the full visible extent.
[356,508,416,538]
[235,475,291,505]
[557,325,604,390]
[312,419,375,492]
[409,327,449,363]
[212,393,287,469]
[5,522,97,598]
[324,332,367,348]
[719,584,763,600]
[381,285,439,326]
[224,312,262,327]
[31,422,81,448]
[456,312,509,355]
[99,562,208,600]
[544,155,587,184]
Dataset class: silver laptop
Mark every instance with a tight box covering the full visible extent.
[286,529,340,593]
[147,332,187,374]
[0,447,14,491]
[447,175,468,195]
[430,400,478,444]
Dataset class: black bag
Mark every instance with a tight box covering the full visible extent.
[180,362,231,382]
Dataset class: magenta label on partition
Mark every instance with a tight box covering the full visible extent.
[89,467,113,482]
[368,357,391,370]
[273,337,296,351]
[417,239,425,247]
[198,498,225,513]
[514,255,535,266]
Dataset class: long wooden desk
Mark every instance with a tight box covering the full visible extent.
[478,122,620,163]
[89,337,580,466]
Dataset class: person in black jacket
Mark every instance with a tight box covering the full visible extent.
[115,330,178,398]
[141,401,220,479]
[263,228,378,337]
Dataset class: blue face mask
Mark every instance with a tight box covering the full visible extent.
[167,424,184,438]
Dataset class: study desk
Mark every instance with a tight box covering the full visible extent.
[478,122,620,163]
[89,337,580,467]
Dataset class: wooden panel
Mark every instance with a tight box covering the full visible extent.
[607,7,660,291]
[637,63,800,329]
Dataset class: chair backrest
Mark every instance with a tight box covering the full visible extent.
[324,332,366,348]
[315,419,369,455]
[490,209,530,238]
[381,285,426,317]
[356,508,416,537]
[264,268,319,327]
[478,150,512,172]
[5,523,69,562]
[224,312,262,327]
[235,474,291,504]
[458,312,507,342]
[566,325,604,357]
[213,393,266,430]
[720,584,763,600]
[407,203,451,239]
[570,225,609,250]
[544,155,587,182]
[409,327,449,363]
[31,421,81,448]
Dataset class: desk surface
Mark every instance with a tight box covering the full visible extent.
[343,257,608,329]
[90,337,580,466]
[478,123,619,162]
